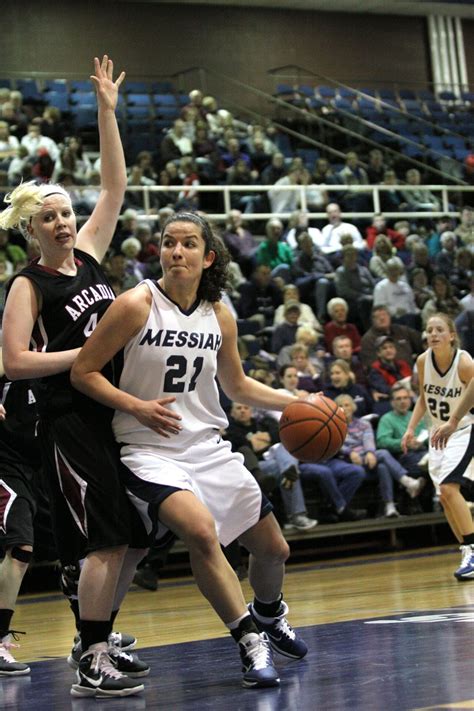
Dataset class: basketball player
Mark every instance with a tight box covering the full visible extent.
[402,314,474,581]
[431,378,474,449]
[0,56,148,697]
[0,374,37,675]
[71,212,308,689]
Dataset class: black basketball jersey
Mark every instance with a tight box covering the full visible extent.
[7,248,115,418]
[0,376,41,468]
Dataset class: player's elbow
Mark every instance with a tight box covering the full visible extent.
[70,360,87,393]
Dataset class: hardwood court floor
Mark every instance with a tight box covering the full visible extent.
[2,545,474,710]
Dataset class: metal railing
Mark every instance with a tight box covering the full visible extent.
[73,182,474,223]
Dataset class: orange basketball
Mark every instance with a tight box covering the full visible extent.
[279,395,347,462]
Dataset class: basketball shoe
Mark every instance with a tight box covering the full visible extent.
[68,633,148,676]
[70,643,145,698]
[284,514,318,532]
[238,632,280,688]
[0,633,30,676]
[454,544,474,581]
[248,601,308,659]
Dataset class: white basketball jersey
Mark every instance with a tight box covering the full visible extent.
[113,280,228,449]
[423,348,474,429]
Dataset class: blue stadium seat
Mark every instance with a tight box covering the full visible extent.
[0,79,12,89]
[296,148,319,166]
[70,80,92,93]
[127,93,151,107]
[418,89,435,102]
[438,90,457,102]
[317,85,336,99]
[378,88,396,100]
[334,97,354,111]
[151,81,174,93]
[127,106,152,119]
[15,79,41,100]
[45,92,70,111]
[155,106,180,120]
[153,94,178,107]
[124,81,149,94]
[297,85,314,98]
[275,83,294,96]
[73,106,97,128]
[398,88,416,100]
[44,79,68,93]
[70,91,96,106]
[338,87,356,100]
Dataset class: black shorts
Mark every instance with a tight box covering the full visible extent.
[0,460,38,550]
[39,412,148,564]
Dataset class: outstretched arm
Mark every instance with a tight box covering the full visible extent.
[77,55,127,263]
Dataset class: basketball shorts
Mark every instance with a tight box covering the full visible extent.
[119,431,273,547]
[0,460,38,550]
[428,424,474,494]
[39,412,148,564]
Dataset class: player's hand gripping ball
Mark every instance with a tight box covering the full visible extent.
[279,394,347,462]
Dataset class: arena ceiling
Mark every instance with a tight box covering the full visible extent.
[125,1,474,18]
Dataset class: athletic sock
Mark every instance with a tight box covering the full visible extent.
[252,594,283,619]
[69,599,81,632]
[110,609,119,627]
[0,609,14,639]
[80,620,112,654]
[229,613,259,642]
[462,533,474,546]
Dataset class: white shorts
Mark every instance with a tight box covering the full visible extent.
[428,424,474,494]
[120,432,268,547]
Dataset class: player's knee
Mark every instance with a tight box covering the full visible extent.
[439,482,457,504]
[183,515,220,556]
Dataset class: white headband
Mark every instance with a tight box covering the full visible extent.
[38,184,72,201]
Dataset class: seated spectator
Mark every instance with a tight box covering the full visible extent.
[278,326,325,372]
[247,133,272,176]
[268,166,302,214]
[20,122,60,163]
[335,244,375,331]
[39,106,64,143]
[323,359,373,418]
[323,334,367,386]
[224,402,317,531]
[301,169,329,212]
[426,214,454,258]
[319,202,365,257]
[337,151,371,211]
[372,258,420,330]
[459,274,474,313]
[407,242,436,284]
[261,151,286,185]
[455,206,474,250]
[366,148,386,184]
[368,335,413,411]
[324,296,361,354]
[360,305,423,369]
[379,169,408,213]
[0,121,19,168]
[410,267,434,310]
[434,230,457,278]
[193,122,218,166]
[52,135,92,183]
[237,263,283,325]
[120,236,147,288]
[255,218,293,283]
[298,454,366,522]
[365,212,405,251]
[271,301,301,354]
[288,343,322,393]
[292,231,335,322]
[112,207,138,253]
[376,385,431,505]
[421,274,464,327]
[219,136,251,174]
[450,247,473,298]
[336,394,424,517]
[177,156,200,210]
[369,234,405,281]
[160,119,193,165]
[226,158,261,213]
[400,168,441,211]
[284,210,322,250]
[455,307,474,355]
[221,209,257,277]
[273,283,321,332]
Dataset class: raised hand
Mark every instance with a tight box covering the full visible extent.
[90,55,125,112]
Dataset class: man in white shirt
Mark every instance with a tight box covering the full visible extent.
[20,122,60,163]
[373,259,421,330]
[319,202,365,254]
[268,167,302,215]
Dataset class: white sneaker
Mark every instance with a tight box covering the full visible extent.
[284,514,318,532]
[384,502,400,518]
[404,477,424,499]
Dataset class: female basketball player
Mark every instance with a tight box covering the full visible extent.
[0,57,147,697]
[431,378,474,449]
[71,212,308,689]
[401,313,474,581]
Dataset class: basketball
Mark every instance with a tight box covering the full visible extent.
[279,395,348,462]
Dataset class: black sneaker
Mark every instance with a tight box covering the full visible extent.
[108,645,150,678]
[239,632,280,688]
[338,507,366,522]
[70,644,144,698]
[249,602,308,659]
[68,631,137,668]
[133,565,159,591]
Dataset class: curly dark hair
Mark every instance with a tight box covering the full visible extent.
[160,211,231,303]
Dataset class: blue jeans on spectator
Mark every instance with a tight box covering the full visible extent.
[299,458,365,512]
[364,448,408,503]
[260,444,307,517]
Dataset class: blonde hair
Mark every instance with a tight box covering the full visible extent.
[330,358,356,383]
[0,181,71,238]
